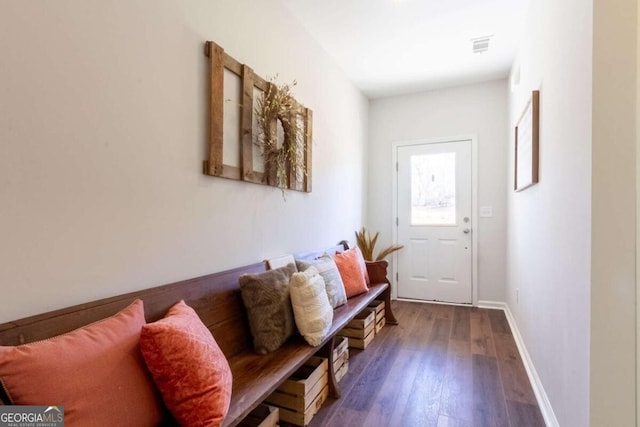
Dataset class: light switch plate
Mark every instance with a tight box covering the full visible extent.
[480,206,493,218]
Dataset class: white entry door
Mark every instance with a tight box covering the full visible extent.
[396,139,472,304]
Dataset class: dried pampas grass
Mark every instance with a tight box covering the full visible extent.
[355,227,404,261]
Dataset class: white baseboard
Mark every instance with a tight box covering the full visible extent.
[501,304,560,427]
[477,300,507,310]
[396,297,472,307]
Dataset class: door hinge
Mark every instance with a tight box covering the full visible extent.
[396,217,399,226]
[396,161,398,172]
[396,272,399,282]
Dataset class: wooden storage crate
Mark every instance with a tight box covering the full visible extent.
[332,336,348,362]
[345,332,374,350]
[238,404,279,427]
[332,336,349,383]
[265,357,328,426]
[335,359,349,383]
[340,309,375,339]
[340,308,375,349]
[375,316,386,334]
[367,300,386,334]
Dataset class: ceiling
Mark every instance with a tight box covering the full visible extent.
[281,0,530,98]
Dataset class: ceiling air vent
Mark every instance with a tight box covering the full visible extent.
[472,35,493,54]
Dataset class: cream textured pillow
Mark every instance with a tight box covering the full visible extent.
[295,255,347,308]
[289,267,333,347]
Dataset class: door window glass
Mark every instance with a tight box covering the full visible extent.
[410,152,456,225]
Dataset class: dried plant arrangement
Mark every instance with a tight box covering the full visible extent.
[255,77,306,194]
[203,41,313,195]
[355,227,404,261]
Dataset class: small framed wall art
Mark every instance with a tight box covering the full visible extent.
[514,90,540,192]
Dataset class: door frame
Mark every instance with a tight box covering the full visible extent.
[391,135,479,305]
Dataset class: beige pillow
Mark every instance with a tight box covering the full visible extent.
[267,254,297,270]
[289,267,333,347]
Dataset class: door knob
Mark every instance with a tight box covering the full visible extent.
[463,228,471,234]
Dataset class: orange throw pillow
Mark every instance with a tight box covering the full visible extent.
[140,300,232,427]
[0,299,165,426]
[334,247,370,298]
[354,246,370,284]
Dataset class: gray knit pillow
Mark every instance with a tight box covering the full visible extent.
[238,264,296,354]
[296,255,348,308]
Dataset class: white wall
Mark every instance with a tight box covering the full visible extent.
[591,0,637,424]
[0,0,368,323]
[506,1,592,425]
[507,0,637,425]
[368,80,508,302]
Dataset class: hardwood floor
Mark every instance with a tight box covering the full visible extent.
[308,301,545,427]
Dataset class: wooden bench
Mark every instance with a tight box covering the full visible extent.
[0,242,397,427]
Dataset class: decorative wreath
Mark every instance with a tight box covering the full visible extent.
[255,79,305,190]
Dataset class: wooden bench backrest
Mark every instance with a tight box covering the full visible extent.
[0,242,348,360]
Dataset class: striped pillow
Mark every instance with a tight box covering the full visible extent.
[296,255,348,307]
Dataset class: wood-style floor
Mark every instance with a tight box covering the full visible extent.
[309,301,545,427]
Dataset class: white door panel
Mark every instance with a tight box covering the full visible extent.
[409,238,429,279]
[396,140,472,304]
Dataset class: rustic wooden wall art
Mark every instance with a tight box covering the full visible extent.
[514,90,539,192]
[203,41,313,192]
